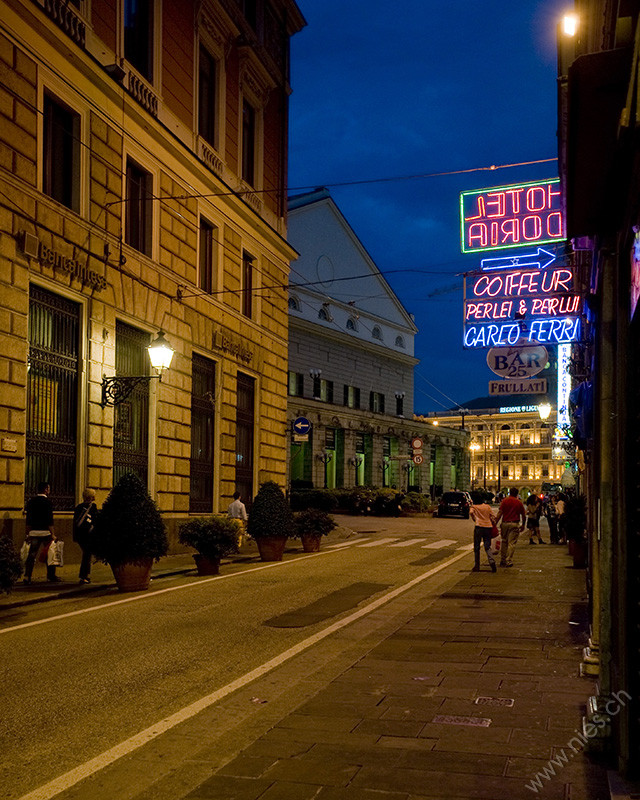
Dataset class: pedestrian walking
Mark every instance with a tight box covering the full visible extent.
[23,481,58,584]
[526,494,545,544]
[544,495,559,544]
[73,488,98,583]
[494,487,526,567]
[555,493,568,544]
[469,491,497,572]
[227,491,248,522]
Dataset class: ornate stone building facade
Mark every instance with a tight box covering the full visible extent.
[286,189,469,494]
[0,0,305,548]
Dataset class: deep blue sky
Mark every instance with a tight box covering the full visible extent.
[288,0,568,413]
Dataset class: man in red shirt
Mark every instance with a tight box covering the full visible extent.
[495,487,526,567]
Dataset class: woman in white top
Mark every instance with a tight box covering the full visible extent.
[469,492,497,573]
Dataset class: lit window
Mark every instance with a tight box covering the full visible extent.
[369,391,385,413]
[288,371,303,396]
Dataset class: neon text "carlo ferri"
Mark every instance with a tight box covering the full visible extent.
[460,179,565,254]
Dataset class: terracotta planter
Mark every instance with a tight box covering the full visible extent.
[255,535,288,562]
[300,534,321,553]
[193,554,220,575]
[111,558,153,592]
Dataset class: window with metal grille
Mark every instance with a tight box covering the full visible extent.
[113,321,149,487]
[235,373,255,507]
[199,218,217,294]
[190,354,216,512]
[43,93,80,212]
[198,46,217,146]
[26,285,80,510]
[125,158,152,255]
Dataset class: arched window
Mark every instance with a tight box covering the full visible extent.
[346,317,357,331]
[288,296,300,311]
[395,335,405,348]
[372,326,382,340]
[318,307,329,321]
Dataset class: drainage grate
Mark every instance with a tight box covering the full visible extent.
[475,696,515,707]
[432,714,491,727]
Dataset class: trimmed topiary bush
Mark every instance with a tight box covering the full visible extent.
[93,472,168,566]
[289,489,340,512]
[179,516,240,559]
[0,532,22,593]
[293,508,337,538]
[247,481,293,539]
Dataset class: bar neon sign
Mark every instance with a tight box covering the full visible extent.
[460,179,565,254]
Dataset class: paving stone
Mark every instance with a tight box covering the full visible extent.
[275,714,362,733]
[257,781,323,800]
[262,757,360,786]
[216,754,276,778]
[184,774,272,799]
[353,718,425,737]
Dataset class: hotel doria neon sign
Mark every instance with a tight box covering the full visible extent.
[460,179,565,254]
[463,265,582,349]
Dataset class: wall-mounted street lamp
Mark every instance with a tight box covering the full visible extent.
[317,449,333,489]
[538,402,552,421]
[309,368,322,400]
[101,330,175,406]
[395,391,405,418]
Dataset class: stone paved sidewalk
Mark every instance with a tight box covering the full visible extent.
[180,544,609,800]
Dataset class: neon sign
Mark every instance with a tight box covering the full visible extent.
[463,318,580,349]
[463,264,582,349]
[557,343,571,433]
[460,179,565,254]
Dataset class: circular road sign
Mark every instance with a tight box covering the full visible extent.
[413,454,424,465]
[486,345,548,379]
[411,437,423,450]
[292,417,312,435]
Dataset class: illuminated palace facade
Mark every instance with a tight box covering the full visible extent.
[419,402,564,497]
[0,0,305,550]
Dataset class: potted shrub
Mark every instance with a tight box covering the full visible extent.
[0,532,22,594]
[179,516,240,575]
[293,508,336,552]
[247,481,293,561]
[92,472,168,591]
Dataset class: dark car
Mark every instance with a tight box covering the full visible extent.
[438,491,470,519]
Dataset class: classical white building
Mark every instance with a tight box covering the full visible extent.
[285,189,468,492]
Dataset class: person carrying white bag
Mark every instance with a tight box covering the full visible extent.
[47,539,64,568]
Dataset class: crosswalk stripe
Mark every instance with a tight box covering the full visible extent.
[357,537,398,548]
[389,538,427,547]
[325,540,370,549]
[456,543,474,551]
[422,539,457,549]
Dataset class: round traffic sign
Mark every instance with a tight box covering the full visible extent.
[292,416,312,435]
[411,437,423,450]
[412,454,424,465]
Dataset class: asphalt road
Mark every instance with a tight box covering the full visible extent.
[1,514,475,800]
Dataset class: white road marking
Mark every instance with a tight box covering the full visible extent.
[356,537,398,548]
[15,546,472,800]
[389,538,427,547]
[422,539,457,549]
[456,543,475,551]
[325,538,371,549]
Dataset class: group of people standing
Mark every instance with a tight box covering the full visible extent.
[23,485,249,585]
[469,488,569,572]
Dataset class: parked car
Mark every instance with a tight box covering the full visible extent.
[438,491,470,519]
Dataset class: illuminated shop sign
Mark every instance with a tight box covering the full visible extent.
[460,179,565,254]
[463,265,582,349]
[464,318,580,348]
[557,343,571,434]
[499,405,540,414]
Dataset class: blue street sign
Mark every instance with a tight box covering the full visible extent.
[293,417,312,435]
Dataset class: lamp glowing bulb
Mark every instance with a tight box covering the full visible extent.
[562,14,578,36]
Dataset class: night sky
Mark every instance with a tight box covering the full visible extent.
[288,0,569,413]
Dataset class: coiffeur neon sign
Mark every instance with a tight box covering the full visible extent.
[460,179,565,254]
[463,265,582,349]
